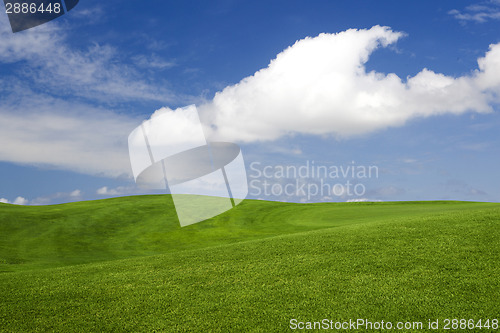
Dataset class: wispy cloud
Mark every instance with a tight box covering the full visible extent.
[0,15,185,178]
[132,54,176,71]
[0,18,175,103]
[460,142,491,151]
[2,24,500,182]
[443,179,488,197]
[0,86,139,177]
[449,1,500,23]
[30,189,82,205]
[71,6,105,24]
[346,198,383,202]
[96,185,137,196]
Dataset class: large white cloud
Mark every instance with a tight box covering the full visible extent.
[1,24,500,179]
[197,26,499,143]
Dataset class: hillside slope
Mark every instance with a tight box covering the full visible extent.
[0,196,498,273]
[0,200,499,331]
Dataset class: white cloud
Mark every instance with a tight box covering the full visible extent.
[346,198,383,202]
[13,196,28,205]
[264,144,303,156]
[0,15,184,178]
[2,24,500,180]
[96,186,110,195]
[133,54,176,70]
[0,197,28,205]
[0,90,139,177]
[69,189,82,197]
[198,26,499,143]
[449,1,500,23]
[96,186,136,196]
[443,179,488,197]
[30,189,82,205]
[71,6,105,23]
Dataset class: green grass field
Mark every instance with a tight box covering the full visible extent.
[0,196,499,332]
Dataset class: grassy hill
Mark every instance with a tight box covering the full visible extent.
[0,196,499,331]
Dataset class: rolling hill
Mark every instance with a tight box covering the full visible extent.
[0,196,499,331]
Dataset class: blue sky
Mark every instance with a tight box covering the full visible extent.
[0,0,500,205]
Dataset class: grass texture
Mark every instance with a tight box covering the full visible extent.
[0,196,499,331]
